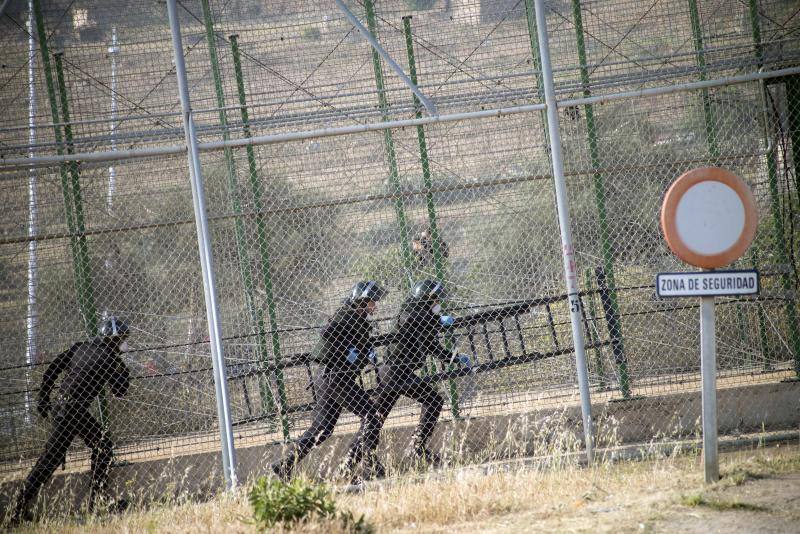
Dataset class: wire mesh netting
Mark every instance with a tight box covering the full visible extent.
[0,0,799,520]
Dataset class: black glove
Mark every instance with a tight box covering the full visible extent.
[37,397,51,419]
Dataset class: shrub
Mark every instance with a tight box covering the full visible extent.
[250,476,336,527]
[249,477,373,532]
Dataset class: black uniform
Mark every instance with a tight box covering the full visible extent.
[14,337,130,517]
[272,304,381,479]
[374,298,450,458]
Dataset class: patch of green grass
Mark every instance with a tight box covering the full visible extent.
[679,493,768,512]
[248,476,373,532]
[720,468,764,487]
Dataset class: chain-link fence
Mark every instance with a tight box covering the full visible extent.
[1,0,798,519]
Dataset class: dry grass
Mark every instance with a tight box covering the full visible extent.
[14,442,800,533]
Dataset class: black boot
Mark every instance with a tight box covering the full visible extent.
[9,499,33,527]
[270,460,293,482]
[413,444,441,467]
[336,452,361,484]
[362,454,386,481]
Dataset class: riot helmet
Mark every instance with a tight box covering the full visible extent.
[346,281,387,306]
[410,279,447,301]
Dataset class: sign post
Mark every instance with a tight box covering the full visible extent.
[659,167,758,483]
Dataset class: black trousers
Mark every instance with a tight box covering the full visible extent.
[283,368,380,467]
[374,364,444,449]
[15,402,113,514]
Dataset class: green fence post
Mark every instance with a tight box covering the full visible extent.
[765,121,800,377]
[52,47,105,424]
[201,1,276,422]
[570,0,630,397]
[688,0,720,160]
[787,76,800,201]
[230,34,289,438]
[53,53,97,332]
[748,0,799,376]
[364,0,414,288]
[402,15,460,418]
[523,0,551,145]
[35,0,107,428]
[747,0,769,371]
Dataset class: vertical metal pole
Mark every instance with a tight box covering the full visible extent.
[402,16,460,417]
[765,106,800,376]
[200,2,276,422]
[749,0,798,374]
[107,27,119,212]
[533,0,594,464]
[700,296,719,482]
[24,0,39,426]
[688,0,720,160]
[167,0,237,489]
[523,0,550,144]
[570,0,630,397]
[364,0,414,288]
[747,0,762,64]
[787,76,800,201]
[230,34,288,439]
[782,76,800,374]
[32,0,93,333]
[54,52,97,336]
[54,51,106,426]
[750,249,771,369]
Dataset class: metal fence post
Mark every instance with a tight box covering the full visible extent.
[533,0,595,464]
[364,0,414,288]
[32,0,98,338]
[230,33,289,438]
[24,0,39,427]
[523,0,551,145]
[200,1,280,425]
[166,0,237,489]
[765,95,800,377]
[787,76,800,216]
[54,51,108,426]
[107,26,119,212]
[688,0,720,160]
[570,0,630,398]
[53,52,97,334]
[748,0,800,377]
[402,15,460,418]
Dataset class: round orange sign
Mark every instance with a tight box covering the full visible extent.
[661,167,757,269]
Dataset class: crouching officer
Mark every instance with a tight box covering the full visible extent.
[374,280,471,466]
[12,317,131,523]
[271,281,387,483]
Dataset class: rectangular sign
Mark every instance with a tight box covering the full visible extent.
[656,270,759,298]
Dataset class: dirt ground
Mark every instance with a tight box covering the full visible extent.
[448,471,800,533]
[430,446,800,534]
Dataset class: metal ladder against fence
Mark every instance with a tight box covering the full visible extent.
[226,288,617,428]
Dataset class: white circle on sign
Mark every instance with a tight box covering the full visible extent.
[675,181,745,255]
[661,167,757,268]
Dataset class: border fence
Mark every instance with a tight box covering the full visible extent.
[0,0,799,512]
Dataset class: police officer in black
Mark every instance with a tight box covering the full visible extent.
[12,317,131,522]
[271,281,387,483]
[374,279,470,466]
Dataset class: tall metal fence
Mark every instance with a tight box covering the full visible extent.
[0,0,798,509]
